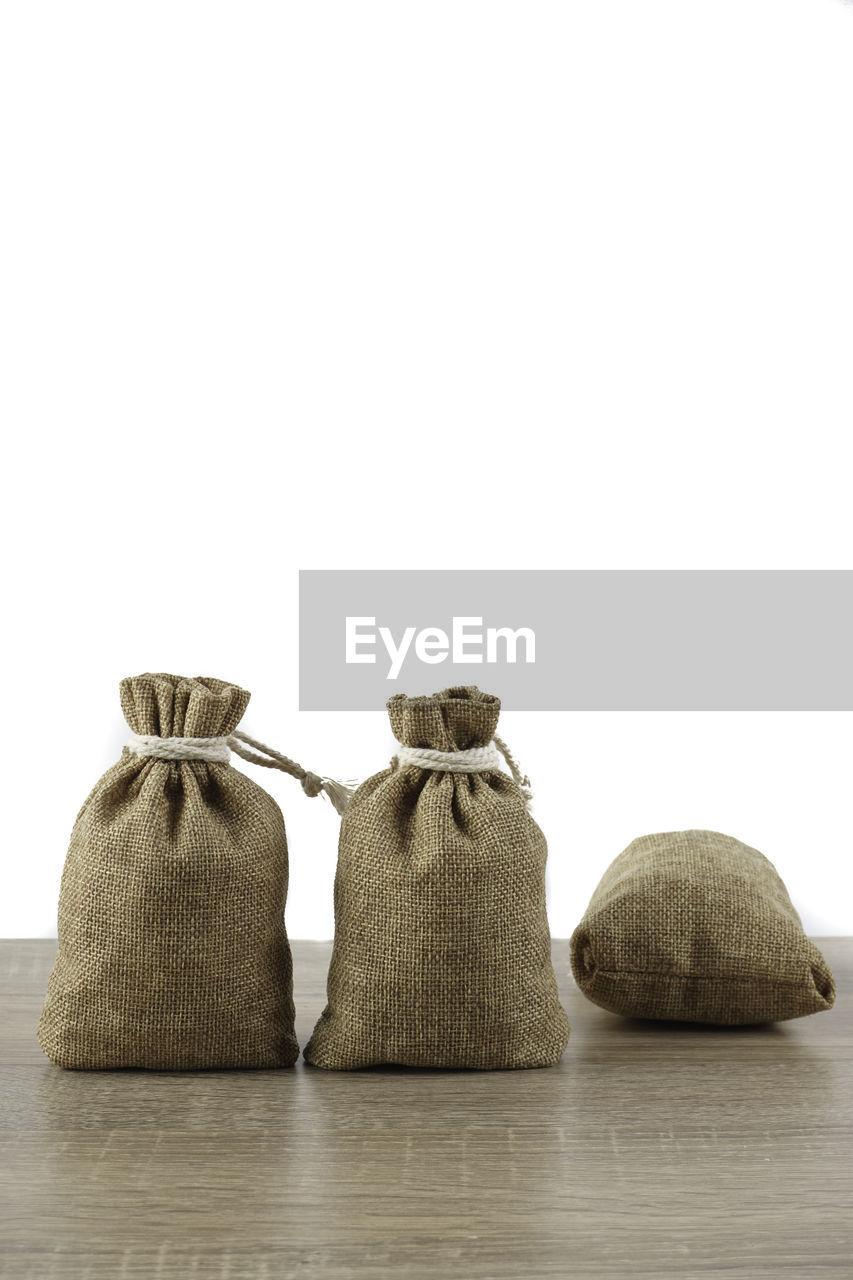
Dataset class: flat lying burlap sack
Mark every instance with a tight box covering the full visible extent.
[570,829,836,1025]
[39,672,308,1070]
[304,686,569,1070]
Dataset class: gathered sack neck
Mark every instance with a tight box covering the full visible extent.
[393,735,533,806]
[121,672,354,815]
[388,687,533,806]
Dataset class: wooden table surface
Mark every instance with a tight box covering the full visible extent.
[1,939,850,1280]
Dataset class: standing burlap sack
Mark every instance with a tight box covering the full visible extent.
[39,673,304,1070]
[304,687,569,1070]
[570,829,836,1025]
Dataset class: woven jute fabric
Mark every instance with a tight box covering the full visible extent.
[38,673,298,1070]
[570,829,836,1025]
[304,687,569,1070]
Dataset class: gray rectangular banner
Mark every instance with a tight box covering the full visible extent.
[299,570,852,711]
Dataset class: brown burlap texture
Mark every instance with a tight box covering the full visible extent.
[570,829,836,1025]
[304,687,569,1070]
[38,673,298,1070]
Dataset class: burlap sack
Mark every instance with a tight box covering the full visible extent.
[304,687,569,1069]
[38,673,299,1070]
[570,829,836,1025]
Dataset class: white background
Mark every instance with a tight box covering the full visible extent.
[1,0,851,939]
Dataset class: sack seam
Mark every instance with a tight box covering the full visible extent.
[592,968,820,986]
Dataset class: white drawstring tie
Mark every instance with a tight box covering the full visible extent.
[126,729,356,816]
[394,734,533,806]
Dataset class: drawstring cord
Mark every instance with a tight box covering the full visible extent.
[126,729,356,816]
[228,730,356,816]
[393,735,533,807]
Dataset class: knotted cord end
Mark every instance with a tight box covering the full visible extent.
[319,777,358,816]
[300,771,324,799]
[228,729,355,817]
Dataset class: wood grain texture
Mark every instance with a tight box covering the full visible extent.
[1,939,850,1280]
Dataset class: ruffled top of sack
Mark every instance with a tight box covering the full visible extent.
[387,686,500,751]
[119,673,251,738]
